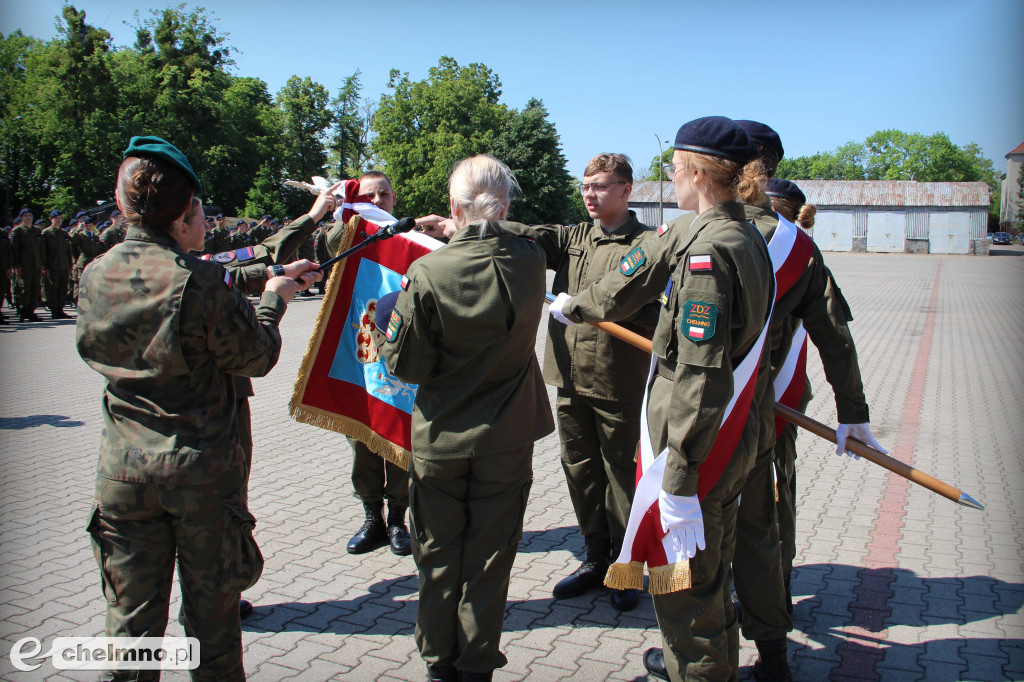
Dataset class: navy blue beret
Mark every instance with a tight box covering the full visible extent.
[49,209,62,218]
[674,116,758,164]
[375,291,401,333]
[261,214,271,221]
[81,215,94,224]
[122,135,202,194]
[111,209,121,218]
[766,178,806,205]
[16,208,32,218]
[736,120,784,161]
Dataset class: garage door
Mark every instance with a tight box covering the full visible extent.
[867,212,905,252]
[813,211,854,251]
[929,212,970,254]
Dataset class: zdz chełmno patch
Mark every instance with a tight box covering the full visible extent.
[681,299,717,342]
[385,309,403,342]
[619,245,646,276]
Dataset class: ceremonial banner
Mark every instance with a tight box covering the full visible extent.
[606,214,811,594]
[289,187,441,468]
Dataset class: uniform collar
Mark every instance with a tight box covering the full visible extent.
[449,220,504,242]
[591,210,644,243]
[125,224,182,251]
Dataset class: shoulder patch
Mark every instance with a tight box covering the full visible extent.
[212,251,236,264]
[222,270,234,289]
[658,223,669,236]
[688,254,712,271]
[619,245,646,276]
[400,275,410,291]
[661,276,673,307]
[681,299,717,343]
[385,309,403,342]
[236,246,255,261]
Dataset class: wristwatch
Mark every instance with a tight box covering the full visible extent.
[269,264,285,278]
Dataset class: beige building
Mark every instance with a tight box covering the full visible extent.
[629,180,991,255]
[999,141,1024,228]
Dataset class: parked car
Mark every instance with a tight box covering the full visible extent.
[992,232,1011,245]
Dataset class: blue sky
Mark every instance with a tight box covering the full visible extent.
[3,0,1022,179]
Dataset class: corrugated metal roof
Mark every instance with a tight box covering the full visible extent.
[629,180,990,208]
[794,181,989,207]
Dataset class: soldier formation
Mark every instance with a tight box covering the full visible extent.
[48,115,881,682]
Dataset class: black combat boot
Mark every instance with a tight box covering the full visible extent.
[552,536,610,599]
[386,504,412,556]
[642,647,669,681]
[752,638,792,682]
[347,501,388,554]
[608,538,638,611]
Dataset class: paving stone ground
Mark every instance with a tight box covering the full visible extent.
[1,246,1023,681]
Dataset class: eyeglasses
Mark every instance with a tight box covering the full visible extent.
[578,181,625,194]
[662,163,681,178]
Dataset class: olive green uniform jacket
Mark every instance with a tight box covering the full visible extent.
[40,225,73,312]
[381,220,554,456]
[11,223,43,314]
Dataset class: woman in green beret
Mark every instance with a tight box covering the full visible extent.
[76,136,321,681]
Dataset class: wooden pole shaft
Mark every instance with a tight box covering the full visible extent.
[576,315,983,510]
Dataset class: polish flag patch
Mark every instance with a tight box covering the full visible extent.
[658,223,669,236]
[400,275,410,290]
[222,270,233,289]
[688,325,705,339]
[689,254,712,271]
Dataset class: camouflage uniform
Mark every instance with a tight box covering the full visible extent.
[381,220,554,675]
[76,224,287,681]
[10,221,43,318]
[40,224,73,316]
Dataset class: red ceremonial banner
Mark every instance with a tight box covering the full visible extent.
[289,214,441,468]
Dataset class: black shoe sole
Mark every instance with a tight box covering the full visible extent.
[346,537,389,555]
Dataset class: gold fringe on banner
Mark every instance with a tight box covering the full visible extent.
[604,559,693,594]
[288,216,411,470]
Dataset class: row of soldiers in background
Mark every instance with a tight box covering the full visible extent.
[0,208,325,324]
[0,207,126,323]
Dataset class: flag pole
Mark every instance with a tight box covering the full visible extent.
[546,293,984,511]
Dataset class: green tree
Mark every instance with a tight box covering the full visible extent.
[243,162,286,220]
[490,98,576,224]
[642,148,674,181]
[277,75,333,216]
[328,70,369,179]
[215,76,280,213]
[1013,166,1024,234]
[777,142,867,181]
[372,56,507,218]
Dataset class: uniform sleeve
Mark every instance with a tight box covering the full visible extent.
[564,227,671,324]
[379,266,440,385]
[326,215,360,256]
[661,244,737,497]
[792,250,869,423]
[500,223,569,270]
[180,268,286,378]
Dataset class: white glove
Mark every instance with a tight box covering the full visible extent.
[549,292,577,326]
[835,423,888,460]
[659,491,705,559]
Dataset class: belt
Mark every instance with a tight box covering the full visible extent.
[656,358,676,381]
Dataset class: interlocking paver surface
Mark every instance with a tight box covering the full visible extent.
[1,247,1023,680]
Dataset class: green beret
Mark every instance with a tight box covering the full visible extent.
[122,135,202,194]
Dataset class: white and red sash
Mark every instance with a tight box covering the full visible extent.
[605,213,812,594]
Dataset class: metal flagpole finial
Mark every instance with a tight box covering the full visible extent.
[956,492,984,510]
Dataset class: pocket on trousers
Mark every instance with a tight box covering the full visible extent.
[220,503,264,593]
[86,507,118,603]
